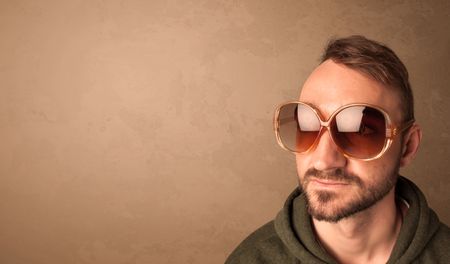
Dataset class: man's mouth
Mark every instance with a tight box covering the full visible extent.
[310,178,350,187]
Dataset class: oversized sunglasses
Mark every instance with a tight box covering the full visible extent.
[273,101,415,161]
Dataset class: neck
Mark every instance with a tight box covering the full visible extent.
[312,188,405,264]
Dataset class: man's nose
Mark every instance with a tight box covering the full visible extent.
[311,129,347,171]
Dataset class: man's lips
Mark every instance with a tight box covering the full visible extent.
[310,178,350,187]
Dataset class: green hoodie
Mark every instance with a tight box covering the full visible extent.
[225,177,450,263]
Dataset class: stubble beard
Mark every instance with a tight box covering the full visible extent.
[301,166,399,223]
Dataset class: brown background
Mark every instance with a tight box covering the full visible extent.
[1,1,449,263]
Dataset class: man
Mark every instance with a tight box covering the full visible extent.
[225,36,450,263]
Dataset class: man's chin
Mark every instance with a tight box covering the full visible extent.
[305,189,371,223]
[306,197,349,223]
[314,190,339,203]
[305,190,390,223]
[308,203,364,223]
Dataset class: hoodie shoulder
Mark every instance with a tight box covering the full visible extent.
[225,221,297,264]
[414,222,450,263]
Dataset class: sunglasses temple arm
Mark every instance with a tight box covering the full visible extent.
[400,119,415,132]
[387,119,415,138]
[393,119,416,137]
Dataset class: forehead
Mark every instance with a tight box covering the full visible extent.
[299,60,402,122]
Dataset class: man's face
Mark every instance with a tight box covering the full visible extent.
[297,60,404,222]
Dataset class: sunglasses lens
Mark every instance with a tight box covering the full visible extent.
[277,103,320,153]
[331,106,387,159]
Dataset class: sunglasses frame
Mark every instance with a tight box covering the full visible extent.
[273,101,415,161]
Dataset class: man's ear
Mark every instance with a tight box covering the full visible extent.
[400,123,422,167]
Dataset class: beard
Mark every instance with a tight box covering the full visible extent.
[300,166,399,223]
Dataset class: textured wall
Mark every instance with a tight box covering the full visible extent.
[1,1,449,263]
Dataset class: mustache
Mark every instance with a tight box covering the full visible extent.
[303,168,363,187]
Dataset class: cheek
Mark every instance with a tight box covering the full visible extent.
[379,139,403,169]
[349,154,401,183]
[295,154,309,179]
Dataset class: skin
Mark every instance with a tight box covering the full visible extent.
[296,60,422,264]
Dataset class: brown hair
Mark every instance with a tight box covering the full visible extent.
[321,35,414,122]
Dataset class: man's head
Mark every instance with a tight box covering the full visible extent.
[285,36,422,222]
[321,35,414,122]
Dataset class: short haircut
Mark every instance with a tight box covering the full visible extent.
[321,35,414,122]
